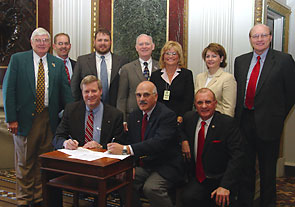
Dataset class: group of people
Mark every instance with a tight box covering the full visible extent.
[2,23,295,207]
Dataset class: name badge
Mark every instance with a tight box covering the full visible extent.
[163,90,170,101]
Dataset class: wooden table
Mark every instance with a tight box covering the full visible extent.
[40,150,133,207]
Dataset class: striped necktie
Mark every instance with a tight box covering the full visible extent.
[85,111,94,143]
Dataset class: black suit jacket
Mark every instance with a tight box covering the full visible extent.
[69,58,76,73]
[53,100,124,149]
[127,102,184,184]
[234,49,295,140]
[180,111,244,191]
[150,68,194,117]
[71,52,128,106]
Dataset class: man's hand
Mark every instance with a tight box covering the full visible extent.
[211,187,230,207]
[7,121,18,135]
[181,140,191,160]
[83,141,102,149]
[63,139,79,150]
[107,143,124,154]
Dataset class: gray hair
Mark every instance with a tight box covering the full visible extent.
[31,27,51,41]
[136,34,153,45]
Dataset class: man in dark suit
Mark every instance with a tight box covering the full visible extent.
[53,33,76,83]
[71,28,128,106]
[117,34,159,131]
[234,24,295,207]
[180,88,243,207]
[2,27,73,207]
[53,75,124,150]
[108,81,183,207]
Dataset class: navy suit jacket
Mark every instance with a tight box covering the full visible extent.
[180,111,244,191]
[71,52,128,106]
[234,49,295,140]
[127,102,184,184]
[53,100,124,149]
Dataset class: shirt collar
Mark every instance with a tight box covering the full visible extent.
[142,104,156,119]
[139,57,152,66]
[96,51,111,59]
[253,48,269,62]
[56,56,69,62]
[33,51,47,61]
[86,102,103,113]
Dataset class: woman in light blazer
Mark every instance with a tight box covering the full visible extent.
[195,43,237,117]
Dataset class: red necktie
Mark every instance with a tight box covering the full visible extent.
[245,56,261,109]
[196,121,206,183]
[141,113,148,141]
[85,111,94,143]
[63,59,71,84]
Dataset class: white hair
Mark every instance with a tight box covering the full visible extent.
[31,27,51,40]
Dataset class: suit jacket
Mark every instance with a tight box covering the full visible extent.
[150,68,194,117]
[71,52,128,106]
[69,58,76,72]
[127,102,184,184]
[234,49,295,141]
[180,111,244,191]
[2,50,73,136]
[117,59,159,121]
[52,100,124,149]
[195,68,237,117]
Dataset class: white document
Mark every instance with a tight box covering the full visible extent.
[58,147,129,161]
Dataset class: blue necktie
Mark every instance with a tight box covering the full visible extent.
[100,56,108,103]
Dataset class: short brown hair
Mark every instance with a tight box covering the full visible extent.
[202,43,227,68]
[80,75,102,90]
[95,28,111,40]
[54,33,70,44]
[159,41,184,69]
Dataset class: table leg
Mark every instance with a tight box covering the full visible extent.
[125,168,133,207]
[98,181,107,207]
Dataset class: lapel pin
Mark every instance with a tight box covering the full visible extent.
[212,125,215,128]
[137,120,140,123]
[107,121,111,123]
[52,63,55,67]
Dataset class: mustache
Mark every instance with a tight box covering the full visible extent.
[139,100,147,105]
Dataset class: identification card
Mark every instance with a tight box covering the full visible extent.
[163,90,170,101]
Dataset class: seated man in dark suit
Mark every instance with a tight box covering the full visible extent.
[53,75,124,149]
[107,81,184,207]
[180,88,244,207]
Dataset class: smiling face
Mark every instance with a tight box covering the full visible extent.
[205,50,223,71]
[249,24,272,55]
[163,47,179,67]
[94,32,112,55]
[136,81,158,113]
[195,89,217,121]
[53,34,71,59]
[136,35,155,61]
[82,81,102,110]
[31,34,51,57]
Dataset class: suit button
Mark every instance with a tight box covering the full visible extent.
[34,102,36,105]
[32,113,35,116]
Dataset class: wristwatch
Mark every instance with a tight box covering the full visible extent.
[122,146,128,155]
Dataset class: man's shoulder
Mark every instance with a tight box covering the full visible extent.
[77,52,95,61]
[121,59,140,71]
[235,51,253,61]
[11,50,32,59]
[153,102,176,118]
[104,103,123,116]
[112,53,128,62]
[213,111,235,125]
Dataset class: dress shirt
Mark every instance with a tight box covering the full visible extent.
[139,57,152,74]
[96,52,112,88]
[243,48,268,107]
[85,103,104,143]
[204,74,213,87]
[194,116,213,161]
[56,56,73,79]
[160,68,181,85]
[33,51,49,107]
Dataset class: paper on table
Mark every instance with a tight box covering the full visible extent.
[58,147,129,161]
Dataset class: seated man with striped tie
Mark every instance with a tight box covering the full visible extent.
[53,75,124,150]
[107,81,184,207]
[179,88,244,207]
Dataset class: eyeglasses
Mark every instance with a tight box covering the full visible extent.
[135,92,154,98]
[251,34,270,39]
[57,42,70,46]
[196,100,213,106]
[34,38,50,43]
[165,52,177,56]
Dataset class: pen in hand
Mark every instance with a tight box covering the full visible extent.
[111,137,116,143]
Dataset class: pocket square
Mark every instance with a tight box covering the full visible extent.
[212,140,221,143]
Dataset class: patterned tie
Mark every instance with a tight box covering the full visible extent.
[143,62,150,80]
[245,56,261,109]
[63,59,71,84]
[100,56,109,103]
[141,113,148,141]
[85,111,94,143]
[36,59,45,113]
[196,121,206,183]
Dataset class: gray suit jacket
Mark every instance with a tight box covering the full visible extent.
[71,52,128,106]
[117,59,159,121]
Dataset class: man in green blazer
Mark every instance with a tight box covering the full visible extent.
[2,27,73,207]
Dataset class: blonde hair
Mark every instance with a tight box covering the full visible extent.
[159,41,184,69]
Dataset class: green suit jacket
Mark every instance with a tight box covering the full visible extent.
[3,50,73,136]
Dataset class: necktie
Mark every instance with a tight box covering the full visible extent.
[63,59,71,84]
[245,56,261,109]
[141,113,148,141]
[100,56,109,103]
[143,62,150,80]
[36,59,45,113]
[196,121,206,183]
[85,111,94,143]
